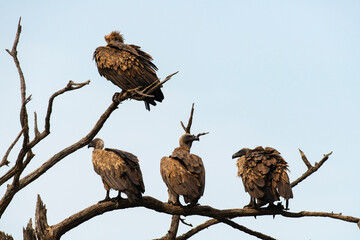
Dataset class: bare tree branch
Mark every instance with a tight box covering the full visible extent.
[27,80,91,149]
[298,148,312,169]
[291,151,333,188]
[176,219,220,240]
[6,17,30,149]
[18,100,117,191]
[35,195,50,240]
[23,219,36,240]
[33,195,359,239]
[180,103,194,133]
[217,218,276,240]
[176,217,277,240]
[0,231,14,240]
[16,72,175,193]
[154,215,181,240]
[33,112,40,137]
[0,81,89,188]
[0,127,24,168]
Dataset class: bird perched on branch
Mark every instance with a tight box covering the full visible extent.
[232,146,293,209]
[88,138,145,203]
[160,104,208,206]
[93,31,163,110]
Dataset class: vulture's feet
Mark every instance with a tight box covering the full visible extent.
[112,91,129,103]
[114,192,123,202]
[267,202,284,211]
[187,203,200,207]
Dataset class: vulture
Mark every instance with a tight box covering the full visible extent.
[232,146,293,209]
[160,133,206,206]
[88,138,145,203]
[93,31,163,110]
[160,104,208,206]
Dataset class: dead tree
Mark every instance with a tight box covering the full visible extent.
[0,18,359,240]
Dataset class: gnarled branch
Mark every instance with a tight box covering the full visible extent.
[31,196,359,240]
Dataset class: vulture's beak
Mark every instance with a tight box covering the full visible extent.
[88,143,93,149]
[192,136,200,142]
[232,148,247,159]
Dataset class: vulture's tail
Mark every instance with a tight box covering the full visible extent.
[144,88,164,111]
[125,191,143,204]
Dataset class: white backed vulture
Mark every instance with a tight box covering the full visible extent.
[88,138,145,203]
[232,146,293,209]
[93,31,163,110]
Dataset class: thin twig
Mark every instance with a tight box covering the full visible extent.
[0,128,24,168]
[116,72,178,102]
[176,219,220,240]
[217,218,276,240]
[196,132,209,138]
[43,80,90,136]
[34,112,40,137]
[6,17,30,147]
[179,217,193,227]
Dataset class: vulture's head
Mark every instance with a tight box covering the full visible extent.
[88,138,105,150]
[179,133,200,150]
[105,31,124,45]
[232,148,250,159]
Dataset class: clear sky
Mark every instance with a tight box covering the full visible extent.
[0,1,359,239]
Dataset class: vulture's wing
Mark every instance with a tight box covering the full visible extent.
[170,148,204,174]
[240,147,293,201]
[265,149,293,200]
[238,155,267,199]
[105,148,145,193]
[93,45,159,91]
[160,156,203,198]
[92,149,144,194]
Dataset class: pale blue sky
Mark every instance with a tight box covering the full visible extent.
[0,1,359,239]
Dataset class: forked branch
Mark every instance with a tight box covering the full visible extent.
[291,150,333,188]
[180,103,194,133]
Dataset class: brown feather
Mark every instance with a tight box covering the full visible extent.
[92,148,145,203]
[234,146,293,207]
[93,33,164,110]
[160,148,205,205]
